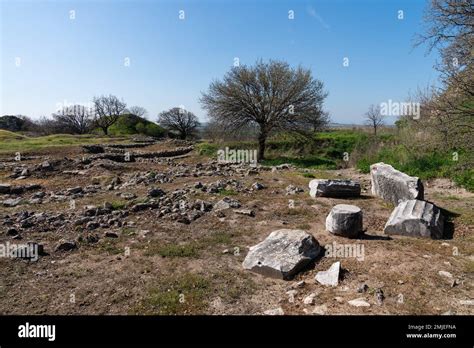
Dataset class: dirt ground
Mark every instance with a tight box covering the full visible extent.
[0,141,472,315]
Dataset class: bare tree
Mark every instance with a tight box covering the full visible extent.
[365,104,384,135]
[157,107,200,139]
[414,0,474,143]
[93,95,127,135]
[52,104,93,134]
[200,60,328,160]
[128,106,148,118]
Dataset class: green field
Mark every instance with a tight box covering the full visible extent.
[0,130,129,153]
[198,128,473,191]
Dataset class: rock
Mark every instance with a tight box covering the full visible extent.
[55,240,77,252]
[275,164,290,170]
[370,162,424,205]
[40,161,53,170]
[6,228,18,236]
[289,280,306,289]
[234,209,255,217]
[193,200,213,212]
[309,179,361,198]
[148,188,165,198]
[67,186,83,195]
[438,271,453,278]
[357,284,369,293]
[251,182,265,190]
[214,197,241,211]
[82,145,105,154]
[374,288,384,305]
[3,198,22,207]
[120,193,136,200]
[286,185,304,195]
[242,229,321,280]
[311,304,327,315]
[86,221,100,230]
[105,231,119,238]
[315,261,340,287]
[348,298,371,307]
[384,200,444,239]
[303,293,317,305]
[326,204,363,238]
[0,184,11,194]
[263,307,284,315]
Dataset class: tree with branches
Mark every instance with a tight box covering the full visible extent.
[127,106,148,118]
[365,104,384,135]
[414,0,473,147]
[200,60,328,161]
[92,95,127,135]
[52,104,94,134]
[157,107,200,139]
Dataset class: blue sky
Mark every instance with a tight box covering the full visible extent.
[0,0,439,124]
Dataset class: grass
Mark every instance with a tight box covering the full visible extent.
[148,243,200,258]
[355,144,474,191]
[144,231,237,258]
[138,273,210,315]
[217,188,237,196]
[199,129,371,170]
[0,133,130,153]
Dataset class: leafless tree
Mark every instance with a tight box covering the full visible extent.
[93,95,127,135]
[128,106,148,118]
[365,104,384,136]
[200,60,328,160]
[414,0,473,141]
[52,104,93,134]
[157,107,200,139]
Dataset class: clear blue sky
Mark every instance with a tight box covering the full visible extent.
[0,0,439,124]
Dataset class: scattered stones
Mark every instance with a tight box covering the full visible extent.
[374,288,385,305]
[6,227,18,236]
[311,304,327,315]
[214,197,241,211]
[251,182,265,190]
[326,204,363,238]
[105,231,119,238]
[40,161,53,170]
[315,261,340,287]
[289,280,306,289]
[263,307,284,315]
[242,229,321,280]
[303,293,317,305]
[438,270,453,279]
[286,185,304,195]
[234,209,255,217]
[148,187,165,198]
[55,240,77,252]
[0,184,11,194]
[120,192,137,200]
[348,298,371,307]
[384,200,444,239]
[370,162,424,205]
[86,221,100,230]
[3,198,22,207]
[66,186,83,195]
[357,284,369,293]
[309,179,361,198]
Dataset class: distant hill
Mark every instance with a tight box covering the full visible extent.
[0,115,30,132]
[108,114,166,138]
